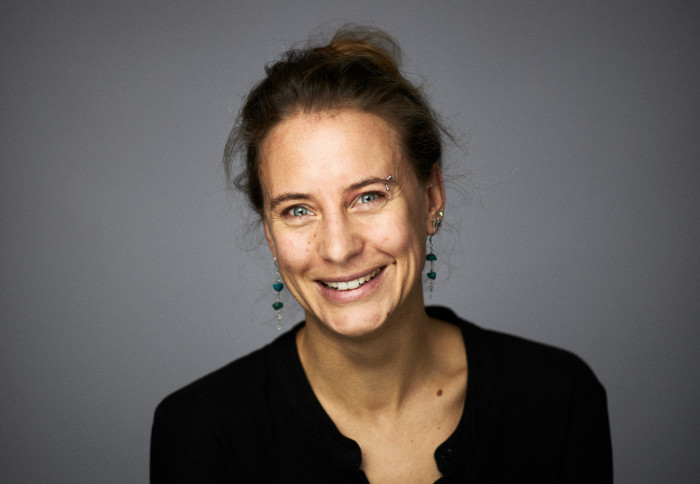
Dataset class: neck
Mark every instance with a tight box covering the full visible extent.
[297,305,438,415]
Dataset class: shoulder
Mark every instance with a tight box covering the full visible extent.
[153,325,298,428]
[427,306,605,400]
[150,325,304,482]
[480,324,600,389]
[427,306,612,481]
[155,350,261,421]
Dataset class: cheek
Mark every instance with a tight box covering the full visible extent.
[371,215,421,256]
[275,231,315,271]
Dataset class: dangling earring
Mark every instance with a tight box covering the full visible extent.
[426,210,443,299]
[272,258,284,330]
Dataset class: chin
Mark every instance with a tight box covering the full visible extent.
[310,305,393,339]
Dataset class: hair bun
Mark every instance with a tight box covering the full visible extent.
[321,26,402,78]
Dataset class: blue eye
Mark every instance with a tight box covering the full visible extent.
[288,206,309,217]
[358,193,379,204]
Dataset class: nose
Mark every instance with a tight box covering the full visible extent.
[317,212,363,264]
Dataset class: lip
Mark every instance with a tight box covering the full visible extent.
[316,266,385,303]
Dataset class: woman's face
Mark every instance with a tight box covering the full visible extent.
[260,109,444,338]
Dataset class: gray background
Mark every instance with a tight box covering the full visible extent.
[2,0,698,482]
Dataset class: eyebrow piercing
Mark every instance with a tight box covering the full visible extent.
[385,175,392,191]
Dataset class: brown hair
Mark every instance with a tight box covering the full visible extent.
[224,26,447,217]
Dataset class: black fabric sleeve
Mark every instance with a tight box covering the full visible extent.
[559,361,613,483]
[150,397,230,484]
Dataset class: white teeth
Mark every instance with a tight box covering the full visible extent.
[324,269,379,291]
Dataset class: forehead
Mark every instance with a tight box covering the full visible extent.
[259,110,406,194]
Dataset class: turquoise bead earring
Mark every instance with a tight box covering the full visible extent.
[272,258,284,330]
[426,210,443,299]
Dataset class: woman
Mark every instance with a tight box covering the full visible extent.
[151,27,612,483]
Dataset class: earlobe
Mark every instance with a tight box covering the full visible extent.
[425,164,446,234]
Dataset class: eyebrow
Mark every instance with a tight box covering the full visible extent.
[347,176,395,192]
[267,176,394,211]
[268,193,312,211]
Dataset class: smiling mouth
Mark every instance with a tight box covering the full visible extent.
[322,269,380,291]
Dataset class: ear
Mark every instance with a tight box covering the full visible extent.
[424,164,446,235]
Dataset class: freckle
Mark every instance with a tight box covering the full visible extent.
[437,389,443,396]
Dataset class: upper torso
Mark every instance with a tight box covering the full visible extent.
[151,306,612,483]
